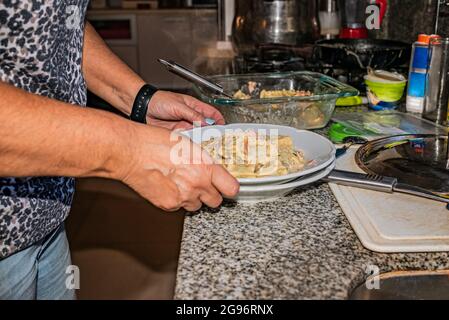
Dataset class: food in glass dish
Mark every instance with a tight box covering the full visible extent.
[201,130,306,178]
[260,89,313,99]
[194,72,359,130]
[233,81,312,100]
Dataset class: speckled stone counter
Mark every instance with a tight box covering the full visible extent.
[174,106,449,299]
[174,181,449,300]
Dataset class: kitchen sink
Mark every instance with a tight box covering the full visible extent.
[350,271,449,300]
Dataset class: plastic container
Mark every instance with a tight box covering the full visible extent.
[406,34,440,113]
[364,70,407,111]
[331,109,449,142]
[193,71,359,130]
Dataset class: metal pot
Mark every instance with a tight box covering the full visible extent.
[232,0,319,54]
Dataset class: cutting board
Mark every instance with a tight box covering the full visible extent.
[329,147,449,253]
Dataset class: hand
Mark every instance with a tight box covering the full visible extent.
[119,125,239,212]
[146,91,225,130]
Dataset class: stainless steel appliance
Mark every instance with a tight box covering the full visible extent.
[232,0,319,54]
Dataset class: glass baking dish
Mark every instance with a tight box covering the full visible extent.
[193,71,359,129]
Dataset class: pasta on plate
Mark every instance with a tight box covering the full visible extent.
[201,131,306,178]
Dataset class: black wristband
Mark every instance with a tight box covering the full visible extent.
[130,84,158,124]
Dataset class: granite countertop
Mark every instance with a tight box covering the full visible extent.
[174,124,449,300]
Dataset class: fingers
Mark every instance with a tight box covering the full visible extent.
[184,189,223,211]
[184,186,224,211]
[146,167,231,212]
[210,165,240,198]
[183,95,226,125]
[173,121,195,130]
[200,188,223,209]
[179,174,224,211]
[141,170,183,212]
[175,102,206,125]
[149,91,225,127]
[144,169,216,212]
[183,199,203,212]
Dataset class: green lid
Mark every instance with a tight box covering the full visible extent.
[329,123,364,143]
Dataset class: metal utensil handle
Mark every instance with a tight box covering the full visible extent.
[158,59,225,94]
[394,183,449,204]
[324,170,396,193]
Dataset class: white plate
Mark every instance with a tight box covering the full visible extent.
[182,124,336,185]
[232,161,336,203]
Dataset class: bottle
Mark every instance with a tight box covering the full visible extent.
[423,37,449,126]
[406,34,440,113]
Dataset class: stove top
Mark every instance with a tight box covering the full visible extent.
[234,55,306,74]
[233,44,308,74]
[233,43,408,92]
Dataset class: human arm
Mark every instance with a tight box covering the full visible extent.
[81,22,224,130]
[0,81,238,211]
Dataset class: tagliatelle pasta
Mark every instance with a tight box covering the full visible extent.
[201,131,306,178]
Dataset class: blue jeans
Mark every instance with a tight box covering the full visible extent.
[0,224,76,300]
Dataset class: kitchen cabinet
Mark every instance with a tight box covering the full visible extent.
[137,10,218,89]
[87,13,139,72]
[87,9,218,90]
[191,13,218,52]
[138,13,193,89]
[190,12,219,75]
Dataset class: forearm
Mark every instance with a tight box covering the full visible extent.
[82,22,145,116]
[0,81,135,179]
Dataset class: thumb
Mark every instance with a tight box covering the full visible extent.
[211,165,240,198]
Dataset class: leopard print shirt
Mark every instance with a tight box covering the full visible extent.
[0,0,89,259]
